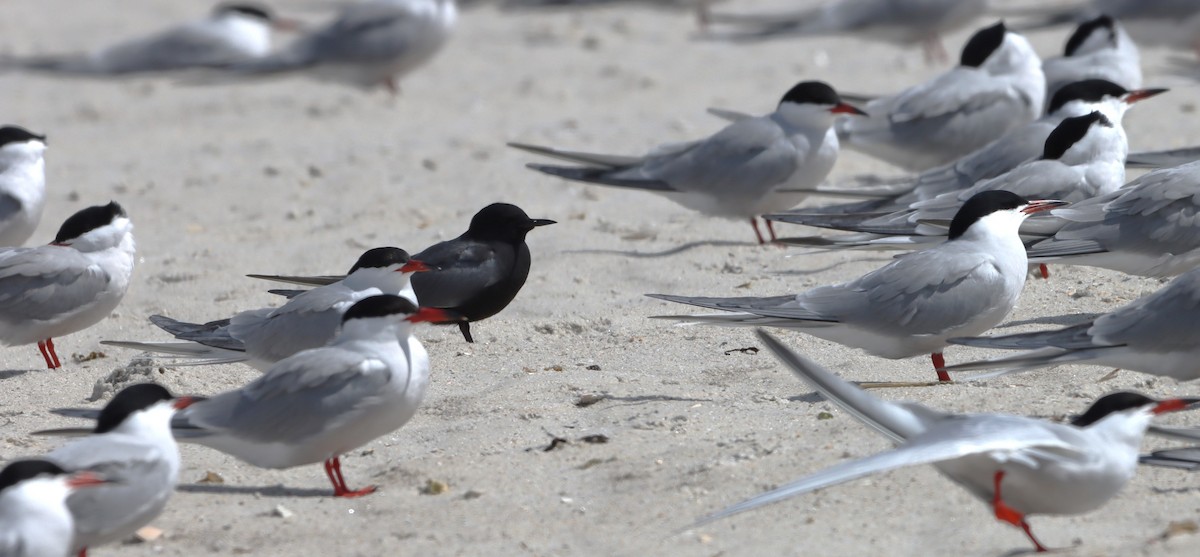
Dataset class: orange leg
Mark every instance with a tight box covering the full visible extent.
[992,470,1048,553]
[931,352,950,382]
[1038,264,1050,280]
[766,219,778,242]
[323,456,376,498]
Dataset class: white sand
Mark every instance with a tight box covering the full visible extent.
[2,1,1200,555]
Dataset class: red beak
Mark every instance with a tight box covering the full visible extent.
[399,259,432,273]
[270,18,305,32]
[406,307,459,324]
[1124,88,1168,104]
[1153,398,1200,415]
[1021,199,1069,215]
[830,103,868,116]
[173,396,197,410]
[67,471,110,489]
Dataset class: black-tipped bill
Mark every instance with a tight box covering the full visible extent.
[1021,200,1069,215]
[1124,88,1168,104]
[830,103,867,116]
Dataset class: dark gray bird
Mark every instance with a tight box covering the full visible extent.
[253,203,555,343]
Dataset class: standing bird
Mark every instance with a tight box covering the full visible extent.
[946,266,1200,381]
[169,295,452,497]
[1015,0,1200,60]
[101,246,429,368]
[37,384,193,556]
[1042,16,1142,108]
[222,0,456,93]
[693,331,1200,553]
[649,191,1065,383]
[0,460,109,557]
[0,126,47,247]
[510,81,864,244]
[248,203,555,343]
[6,4,293,75]
[0,202,135,369]
[700,0,989,64]
[836,22,1045,172]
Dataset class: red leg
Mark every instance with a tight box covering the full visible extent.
[47,338,61,368]
[931,352,950,382]
[78,550,87,557]
[326,456,375,498]
[766,219,778,242]
[993,471,1048,553]
[37,340,58,369]
[749,218,765,244]
[1038,264,1050,280]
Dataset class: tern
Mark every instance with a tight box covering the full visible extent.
[946,266,1200,381]
[102,246,428,369]
[648,191,1065,383]
[246,203,555,343]
[222,0,456,93]
[0,202,135,369]
[37,384,193,556]
[168,295,451,497]
[690,330,1200,553]
[1042,15,1142,108]
[835,22,1045,172]
[7,3,293,75]
[699,0,989,64]
[0,126,47,247]
[510,81,865,244]
[0,460,110,557]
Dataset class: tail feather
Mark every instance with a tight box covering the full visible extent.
[507,142,642,168]
[527,164,675,192]
[247,273,342,287]
[1026,238,1107,259]
[944,346,1110,377]
[99,340,247,365]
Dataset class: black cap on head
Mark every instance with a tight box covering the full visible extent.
[465,203,555,242]
[347,247,412,274]
[779,81,842,107]
[1071,391,1156,426]
[960,22,1007,68]
[0,125,46,148]
[341,294,419,324]
[1065,15,1116,56]
[95,383,175,434]
[54,202,127,244]
[215,3,272,21]
[0,459,69,491]
[1046,79,1128,115]
[948,190,1027,239]
[1042,111,1112,161]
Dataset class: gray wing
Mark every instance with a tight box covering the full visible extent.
[1126,146,1200,169]
[695,414,1077,526]
[1140,447,1200,470]
[294,1,434,66]
[627,116,799,195]
[91,21,259,73]
[796,247,1011,334]
[1082,268,1200,351]
[0,247,115,323]
[179,347,391,443]
[843,69,1035,153]
[1033,163,1200,256]
[411,239,501,308]
[227,284,365,361]
[911,161,1086,222]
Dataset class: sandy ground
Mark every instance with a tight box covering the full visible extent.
[3,1,1200,555]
